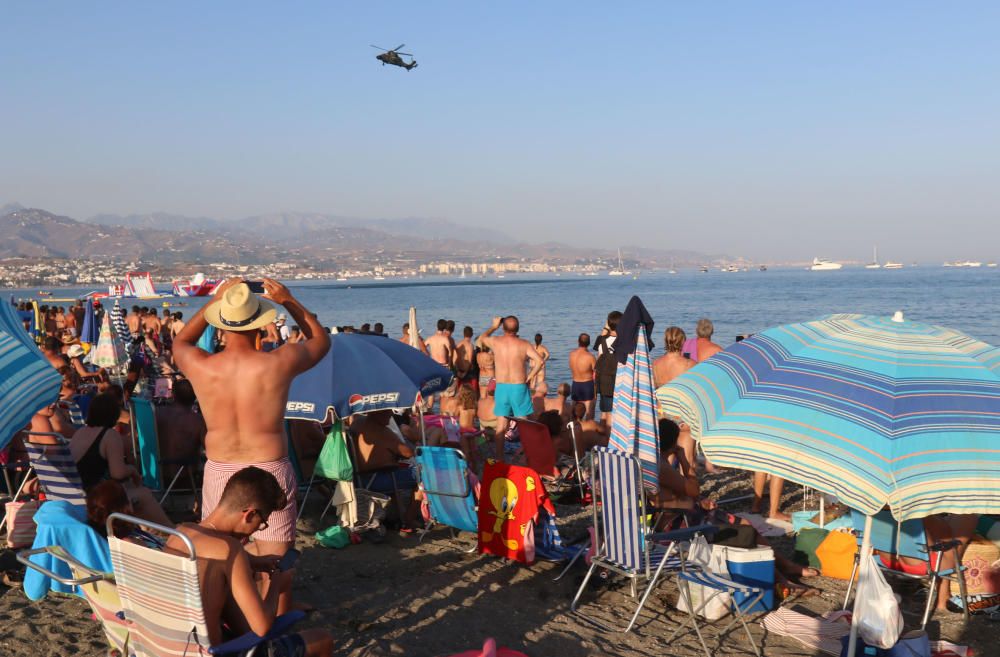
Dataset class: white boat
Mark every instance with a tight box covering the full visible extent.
[883,261,903,270]
[699,265,709,273]
[865,246,881,269]
[608,248,631,276]
[724,264,739,273]
[988,263,998,268]
[963,261,983,268]
[810,257,843,271]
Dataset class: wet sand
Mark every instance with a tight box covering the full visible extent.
[1,469,991,657]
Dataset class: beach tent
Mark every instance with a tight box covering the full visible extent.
[657,312,1000,653]
[0,301,61,450]
[285,333,453,423]
[607,295,659,492]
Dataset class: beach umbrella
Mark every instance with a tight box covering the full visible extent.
[80,298,99,345]
[285,333,453,423]
[110,300,129,341]
[656,312,1000,655]
[87,312,128,371]
[0,301,61,450]
[607,295,660,491]
[197,324,216,353]
[408,306,420,349]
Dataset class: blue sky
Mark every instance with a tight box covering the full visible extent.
[2,2,999,261]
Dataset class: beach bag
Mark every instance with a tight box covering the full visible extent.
[594,337,617,397]
[4,500,39,549]
[314,422,353,482]
[854,554,903,649]
[816,529,859,580]
[316,524,351,549]
[794,527,831,569]
[677,535,731,620]
[354,488,390,530]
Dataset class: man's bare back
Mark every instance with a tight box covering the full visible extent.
[425,332,452,367]
[569,347,596,382]
[454,337,474,377]
[173,279,329,465]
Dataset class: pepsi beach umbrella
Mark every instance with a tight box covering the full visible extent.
[656,312,1000,522]
[80,298,99,345]
[0,301,61,450]
[607,296,660,492]
[285,333,453,423]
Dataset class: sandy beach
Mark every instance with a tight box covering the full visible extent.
[2,469,990,657]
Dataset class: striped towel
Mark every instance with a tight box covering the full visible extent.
[760,608,851,656]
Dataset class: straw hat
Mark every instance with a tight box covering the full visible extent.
[204,283,277,332]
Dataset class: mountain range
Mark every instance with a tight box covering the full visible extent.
[0,203,721,266]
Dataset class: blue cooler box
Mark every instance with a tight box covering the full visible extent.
[720,545,775,612]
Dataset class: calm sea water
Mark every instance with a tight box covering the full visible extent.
[12,267,999,385]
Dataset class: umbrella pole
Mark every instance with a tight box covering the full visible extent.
[418,404,426,446]
[846,513,874,657]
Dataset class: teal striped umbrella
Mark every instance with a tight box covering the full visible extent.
[657,313,1000,522]
[0,302,61,450]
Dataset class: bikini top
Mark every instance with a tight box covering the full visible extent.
[77,427,111,489]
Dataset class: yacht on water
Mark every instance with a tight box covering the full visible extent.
[810,257,843,271]
[608,248,632,276]
[699,265,709,273]
[883,261,903,270]
[865,246,881,269]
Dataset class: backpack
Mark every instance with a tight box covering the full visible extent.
[594,335,617,397]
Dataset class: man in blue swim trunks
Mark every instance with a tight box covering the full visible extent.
[569,332,598,419]
[480,315,545,461]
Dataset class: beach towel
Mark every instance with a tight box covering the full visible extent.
[736,512,794,537]
[24,501,113,600]
[760,608,851,656]
[4,500,39,548]
[478,461,554,564]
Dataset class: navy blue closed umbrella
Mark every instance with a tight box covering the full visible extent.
[80,298,99,345]
[285,333,453,422]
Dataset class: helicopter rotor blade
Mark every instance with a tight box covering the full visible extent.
[396,52,413,56]
[394,44,405,52]
[370,45,388,51]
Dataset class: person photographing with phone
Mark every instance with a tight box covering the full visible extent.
[166,467,333,657]
[173,278,330,613]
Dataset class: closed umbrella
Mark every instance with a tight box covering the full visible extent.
[285,333,453,423]
[110,300,130,347]
[657,312,1000,653]
[408,306,420,349]
[87,312,128,371]
[607,296,660,491]
[0,302,61,450]
[80,298,99,345]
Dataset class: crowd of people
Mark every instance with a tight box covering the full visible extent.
[10,277,982,656]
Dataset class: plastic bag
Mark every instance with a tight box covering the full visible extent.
[677,538,732,620]
[314,421,353,481]
[854,554,903,649]
[316,524,351,549]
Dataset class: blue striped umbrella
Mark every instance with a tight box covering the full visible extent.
[657,313,1000,521]
[0,302,61,451]
[608,296,660,492]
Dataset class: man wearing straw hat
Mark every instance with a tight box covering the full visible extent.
[173,279,329,590]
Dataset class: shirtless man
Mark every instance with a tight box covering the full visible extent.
[155,379,207,484]
[693,318,723,362]
[399,322,427,354]
[350,410,419,529]
[569,333,598,419]
[425,319,453,368]
[478,384,498,432]
[173,278,329,566]
[454,326,476,381]
[476,342,495,399]
[167,467,333,657]
[542,383,572,421]
[170,312,185,339]
[126,306,141,338]
[479,315,544,460]
[64,306,77,337]
[41,336,67,369]
[530,334,550,389]
[142,307,162,337]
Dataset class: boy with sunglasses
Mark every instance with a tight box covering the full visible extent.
[166,467,333,657]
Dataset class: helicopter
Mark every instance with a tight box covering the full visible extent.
[371,44,418,71]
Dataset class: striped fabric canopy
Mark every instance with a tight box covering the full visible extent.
[657,313,1000,521]
[0,302,61,451]
[609,310,660,492]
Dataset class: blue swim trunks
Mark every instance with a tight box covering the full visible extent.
[493,382,534,418]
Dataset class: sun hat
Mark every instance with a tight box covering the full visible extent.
[277,313,287,324]
[67,344,85,358]
[203,283,277,332]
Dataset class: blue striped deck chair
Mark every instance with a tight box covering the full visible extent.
[669,568,765,657]
[108,513,304,657]
[24,433,86,506]
[843,508,969,628]
[415,446,478,549]
[571,445,716,633]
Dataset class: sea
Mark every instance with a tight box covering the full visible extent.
[10,266,999,386]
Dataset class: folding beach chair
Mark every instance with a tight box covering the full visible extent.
[570,445,716,633]
[108,513,305,657]
[131,398,199,505]
[843,508,970,628]
[511,417,584,502]
[17,500,128,655]
[24,432,87,506]
[414,446,478,549]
